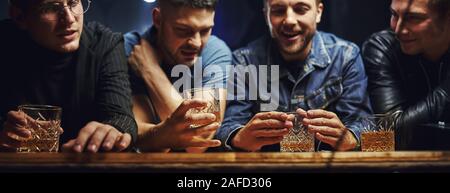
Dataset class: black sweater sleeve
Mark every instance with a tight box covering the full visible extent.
[86,22,138,143]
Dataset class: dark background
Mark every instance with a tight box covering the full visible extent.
[0,0,391,50]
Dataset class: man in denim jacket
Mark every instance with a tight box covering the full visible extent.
[216,0,373,152]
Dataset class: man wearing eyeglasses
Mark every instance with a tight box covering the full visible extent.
[0,0,138,153]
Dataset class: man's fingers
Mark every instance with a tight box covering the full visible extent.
[0,143,18,152]
[189,137,221,148]
[306,109,336,119]
[62,139,77,152]
[188,122,220,136]
[114,133,131,152]
[140,39,153,51]
[132,45,142,55]
[296,108,307,117]
[73,122,101,153]
[184,113,216,127]
[128,54,137,66]
[253,128,289,138]
[315,132,338,147]
[86,125,113,153]
[101,130,120,151]
[6,111,27,126]
[173,99,208,118]
[5,130,32,141]
[3,122,31,138]
[303,117,342,128]
[308,125,341,137]
[250,119,292,130]
[138,39,160,64]
[286,114,296,122]
[0,135,22,148]
[254,112,288,121]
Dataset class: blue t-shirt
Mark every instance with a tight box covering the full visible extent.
[124,27,231,93]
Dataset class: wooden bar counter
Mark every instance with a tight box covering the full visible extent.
[1,151,450,172]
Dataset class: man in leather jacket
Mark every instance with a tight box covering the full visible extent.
[362,0,449,150]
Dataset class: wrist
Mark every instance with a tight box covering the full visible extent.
[140,67,167,87]
[231,131,248,151]
[344,129,359,151]
[231,133,242,149]
[137,122,171,152]
[139,65,158,78]
[231,129,258,152]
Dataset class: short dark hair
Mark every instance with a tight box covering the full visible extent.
[157,0,219,10]
[264,0,323,10]
[9,0,28,9]
[428,0,450,19]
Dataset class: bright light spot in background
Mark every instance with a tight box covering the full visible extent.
[143,0,156,3]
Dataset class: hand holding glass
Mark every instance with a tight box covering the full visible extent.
[182,88,221,128]
[17,105,62,153]
[280,112,315,152]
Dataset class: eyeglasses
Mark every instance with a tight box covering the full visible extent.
[36,0,91,21]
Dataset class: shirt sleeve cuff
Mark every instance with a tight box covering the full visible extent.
[347,126,361,151]
[223,126,248,152]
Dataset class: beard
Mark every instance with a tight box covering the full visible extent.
[177,44,202,66]
[276,31,314,59]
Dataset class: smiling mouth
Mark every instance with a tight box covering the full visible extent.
[280,30,302,41]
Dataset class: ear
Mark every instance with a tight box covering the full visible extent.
[316,2,324,24]
[152,7,162,30]
[9,5,28,29]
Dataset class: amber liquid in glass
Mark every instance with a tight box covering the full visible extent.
[361,130,395,152]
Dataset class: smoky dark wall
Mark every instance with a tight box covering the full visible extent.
[0,0,391,49]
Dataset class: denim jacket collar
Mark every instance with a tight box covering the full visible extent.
[273,32,332,80]
[307,32,332,68]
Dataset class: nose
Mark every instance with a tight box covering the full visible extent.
[60,6,76,25]
[188,32,202,48]
[283,8,297,27]
[392,18,408,36]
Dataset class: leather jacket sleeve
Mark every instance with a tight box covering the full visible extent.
[362,30,449,145]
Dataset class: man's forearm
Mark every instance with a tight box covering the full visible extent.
[136,122,170,152]
[140,65,183,120]
[398,88,448,127]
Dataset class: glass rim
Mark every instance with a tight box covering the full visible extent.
[18,105,62,111]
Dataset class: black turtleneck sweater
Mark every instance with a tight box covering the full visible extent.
[0,19,137,144]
